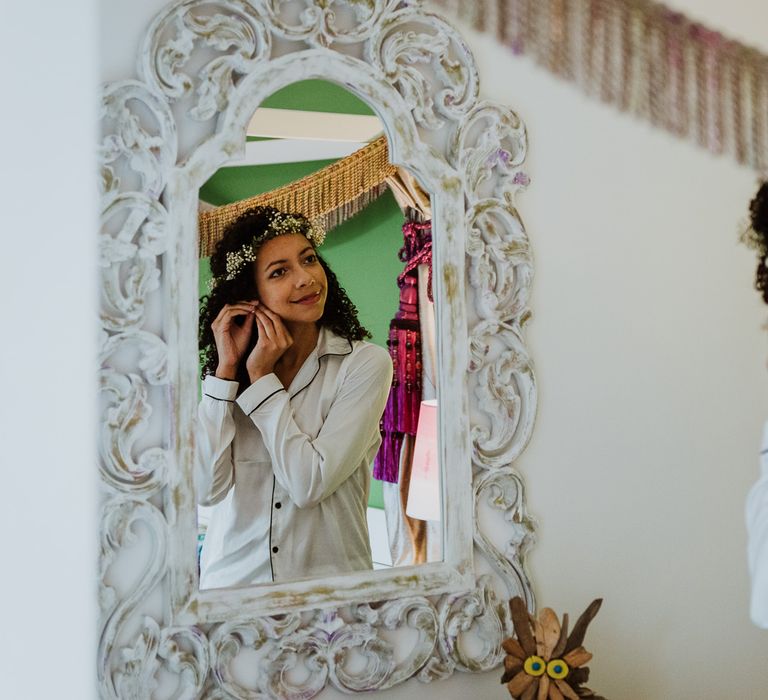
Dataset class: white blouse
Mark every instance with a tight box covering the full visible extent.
[196,326,392,589]
[747,420,768,628]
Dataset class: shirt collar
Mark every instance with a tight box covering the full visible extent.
[316,325,353,359]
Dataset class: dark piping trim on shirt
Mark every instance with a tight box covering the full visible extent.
[289,339,354,401]
[247,387,287,415]
[204,393,235,403]
[268,476,276,582]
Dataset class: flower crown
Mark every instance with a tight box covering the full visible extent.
[211,212,326,289]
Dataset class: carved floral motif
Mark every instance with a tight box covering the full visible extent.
[140,0,272,120]
[262,0,399,47]
[100,81,177,199]
[368,8,479,130]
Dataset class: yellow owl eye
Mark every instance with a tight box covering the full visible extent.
[546,658,570,679]
[523,656,546,676]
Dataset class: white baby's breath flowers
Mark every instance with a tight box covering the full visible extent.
[208,212,326,290]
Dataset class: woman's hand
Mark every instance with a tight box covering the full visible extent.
[246,306,293,383]
[211,301,258,379]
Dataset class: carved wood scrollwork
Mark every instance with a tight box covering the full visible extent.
[98,1,536,697]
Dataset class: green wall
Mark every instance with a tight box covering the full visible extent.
[260,79,376,115]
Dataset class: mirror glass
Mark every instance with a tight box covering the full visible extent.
[195,80,443,590]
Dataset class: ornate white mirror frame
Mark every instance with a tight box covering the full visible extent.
[98,1,536,696]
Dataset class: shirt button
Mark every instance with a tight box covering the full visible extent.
[272,546,279,553]
[275,502,282,509]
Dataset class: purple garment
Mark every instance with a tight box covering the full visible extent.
[373,219,432,483]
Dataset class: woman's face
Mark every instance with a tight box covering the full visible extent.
[253,233,328,324]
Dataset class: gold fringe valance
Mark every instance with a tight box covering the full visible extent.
[198,135,397,257]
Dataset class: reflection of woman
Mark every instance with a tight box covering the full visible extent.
[196,206,392,588]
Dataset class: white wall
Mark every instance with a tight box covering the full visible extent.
[7,1,764,698]
[1,2,97,699]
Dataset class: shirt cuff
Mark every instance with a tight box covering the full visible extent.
[202,375,239,402]
[236,373,286,416]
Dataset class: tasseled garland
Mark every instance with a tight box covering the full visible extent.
[198,135,396,257]
[373,217,433,483]
[430,0,768,173]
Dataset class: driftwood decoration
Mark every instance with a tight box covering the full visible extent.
[501,597,606,700]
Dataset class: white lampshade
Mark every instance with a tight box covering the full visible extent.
[406,399,441,522]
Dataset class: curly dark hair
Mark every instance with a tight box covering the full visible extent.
[199,206,371,384]
[742,181,768,305]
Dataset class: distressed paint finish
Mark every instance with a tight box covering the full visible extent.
[98,1,536,697]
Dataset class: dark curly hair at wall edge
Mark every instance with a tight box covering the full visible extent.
[199,205,371,387]
[743,181,768,306]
